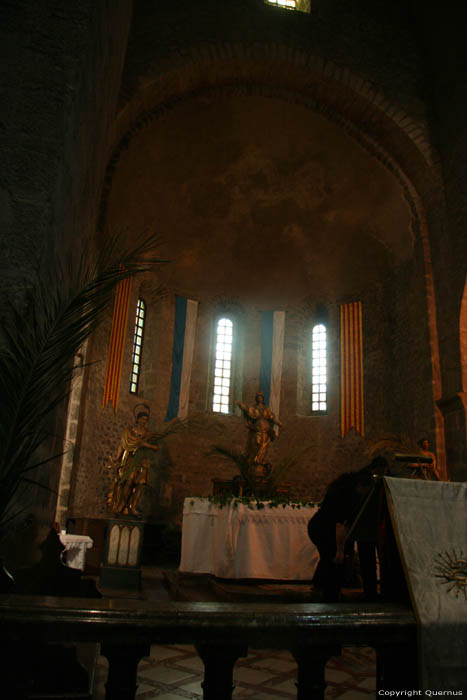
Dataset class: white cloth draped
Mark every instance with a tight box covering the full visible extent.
[384,477,467,692]
[179,497,318,580]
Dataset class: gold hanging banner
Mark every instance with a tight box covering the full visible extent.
[340,301,364,437]
[102,276,132,411]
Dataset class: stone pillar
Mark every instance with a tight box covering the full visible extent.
[196,642,248,700]
[292,644,340,700]
[101,642,150,700]
[437,393,467,481]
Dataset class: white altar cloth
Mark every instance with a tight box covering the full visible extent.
[59,533,93,571]
[179,497,319,580]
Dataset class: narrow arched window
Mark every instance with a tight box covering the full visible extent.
[312,323,327,412]
[267,0,296,9]
[212,317,233,413]
[129,298,146,394]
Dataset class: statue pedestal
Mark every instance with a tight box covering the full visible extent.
[99,518,144,591]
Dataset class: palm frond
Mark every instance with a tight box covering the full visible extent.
[267,444,313,487]
[0,231,168,532]
[208,445,257,493]
[150,418,191,443]
[207,443,313,498]
[366,434,421,457]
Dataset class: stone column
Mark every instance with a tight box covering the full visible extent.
[292,644,341,700]
[196,642,248,700]
[101,642,150,700]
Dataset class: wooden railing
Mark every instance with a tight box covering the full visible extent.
[0,595,417,699]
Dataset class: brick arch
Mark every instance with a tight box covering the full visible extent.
[112,46,438,191]
[100,50,444,466]
[104,48,446,238]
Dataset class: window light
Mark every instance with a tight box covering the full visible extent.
[312,323,327,412]
[130,298,146,394]
[212,318,233,414]
[267,0,296,9]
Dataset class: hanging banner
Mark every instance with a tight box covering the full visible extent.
[102,277,132,411]
[259,310,285,427]
[165,296,199,421]
[340,301,364,437]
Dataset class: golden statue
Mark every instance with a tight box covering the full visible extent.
[236,392,283,468]
[106,404,159,517]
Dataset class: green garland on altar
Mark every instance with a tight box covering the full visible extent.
[194,494,318,510]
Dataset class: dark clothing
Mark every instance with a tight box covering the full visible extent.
[318,468,375,524]
[308,464,383,601]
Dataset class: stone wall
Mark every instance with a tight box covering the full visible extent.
[67,0,445,528]
[3,0,466,547]
[0,0,132,535]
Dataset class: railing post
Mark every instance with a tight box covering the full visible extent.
[196,642,248,700]
[100,642,150,700]
[292,644,341,700]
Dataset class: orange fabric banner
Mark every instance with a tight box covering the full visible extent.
[102,276,132,411]
[340,301,364,437]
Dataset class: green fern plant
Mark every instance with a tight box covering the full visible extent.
[0,232,168,533]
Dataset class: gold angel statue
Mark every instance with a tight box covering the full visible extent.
[106,404,159,517]
[236,392,283,467]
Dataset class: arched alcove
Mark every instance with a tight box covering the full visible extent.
[69,81,444,526]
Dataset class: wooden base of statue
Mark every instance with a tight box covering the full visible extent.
[99,517,144,591]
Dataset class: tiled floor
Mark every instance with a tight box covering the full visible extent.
[92,566,377,699]
[94,644,376,699]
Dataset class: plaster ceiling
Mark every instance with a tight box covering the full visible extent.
[107,94,412,306]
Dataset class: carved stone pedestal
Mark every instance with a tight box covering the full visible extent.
[99,518,144,590]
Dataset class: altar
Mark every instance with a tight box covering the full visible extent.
[179,497,319,580]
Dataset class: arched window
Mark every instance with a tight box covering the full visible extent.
[212,317,233,413]
[265,0,311,12]
[312,323,327,412]
[267,0,296,8]
[129,298,146,394]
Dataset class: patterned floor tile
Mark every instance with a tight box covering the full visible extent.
[148,645,188,661]
[336,691,374,700]
[178,678,204,695]
[357,676,377,690]
[326,668,354,683]
[251,657,297,673]
[234,665,281,684]
[135,681,158,695]
[172,655,205,671]
[139,665,195,684]
[268,676,297,694]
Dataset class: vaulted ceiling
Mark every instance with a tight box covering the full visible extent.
[107,93,411,305]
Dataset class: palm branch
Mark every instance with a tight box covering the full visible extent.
[265,444,313,489]
[0,232,168,532]
[208,445,258,494]
[208,443,313,499]
[149,418,191,443]
[365,434,421,458]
